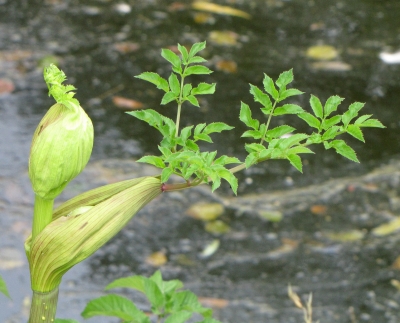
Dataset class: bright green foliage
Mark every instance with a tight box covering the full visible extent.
[129,42,240,194]
[240,69,385,172]
[130,41,384,190]
[82,270,222,323]
[0,275,10,299]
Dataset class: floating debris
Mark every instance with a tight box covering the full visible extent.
[258,210,283,222]
[186,202,224,221]
[379,51,400,64]
[112,96,144,110]
[199,239,220,258]
[311,61,352,71]
[208,30,239,46]
[306,45,339,60]
[205,220,231,234]
[323,230,365,242]
[145,251,167,267]
[372,217,400,236]
[192,1,251,19]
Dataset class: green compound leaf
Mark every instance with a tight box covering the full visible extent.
[239,102,259,130]
[276,69,294,89]
[194,123,207,135]
[298,112,321,129]
[184,65,213,76]
[324,95,344,118]
[189,41,207,58]
[144,278,164,313]
[177,43,189,63]
[321,115,341,130]
[359,118,385,128]
[188,56,207,64]
[279,133,309,149]
[161,48,182,71]
[309,94,323,119]
[161,91,178,105]
[241,129,263,139]
[279,88,305,101]
[273,104,304,116]
[262,73,279,100]
[127,109,164,128]
[249,84,272,108]
[346,124,365,142]
[245,152,259,168]
[0,275,10,299]
[218,169,238,195]
[287,154,303,173]
[81,294,150,323]
[354,114,372,125]
[136,156,165,168]
[266,125,296,139]
[186,95,200,107]
[135,72,169,92]
[168,73,181,96]
[322,126,340,141]
[203,122,234,134]
[342,102,365,128]
[105,276,145,293]
[287,146,314,155]
[183,84,193,97]
[330,140,359,163]
[191,83,216,95]
[194,133,213,143]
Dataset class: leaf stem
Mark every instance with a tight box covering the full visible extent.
[260,100,278,145]
[28,287,59,323]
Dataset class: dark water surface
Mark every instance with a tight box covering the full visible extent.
[1,0,400,322]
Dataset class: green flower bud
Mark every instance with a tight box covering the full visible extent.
[26,176,161,292]
[29,65,94,200]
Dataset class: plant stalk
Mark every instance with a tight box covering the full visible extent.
[28,287,59,323]
[32,195,54,242]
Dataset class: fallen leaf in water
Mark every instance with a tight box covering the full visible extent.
[192,1,251,19]
[186,202,224,221]
[113,42,140,54]
[199,239,220,258]
[208,31,238,46]
[258,210,283,222]
[324,230,365,242]
[168,2,187,11]
[193,12,215,24]
[112,96,144,110]
[372,217,400,236]
[0,79,15,94]
[175,254,195,266]
[311,61,352,71]
[215,59,237,73]
[379,51,400,64]
[267,238,299,258]
[391,256,400,270]
[391,279,400,290]
[199,297,229,308]
[306,45,338,60]
[205,220,230,234]
[310,205,327,215]
[0,247,25,269]
[146,251,167,267]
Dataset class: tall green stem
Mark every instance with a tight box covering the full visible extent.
[28,287,59,323]
[32,195,54,242]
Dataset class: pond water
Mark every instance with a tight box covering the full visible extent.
[1,0,400,322]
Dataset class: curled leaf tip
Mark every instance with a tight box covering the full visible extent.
[43,64,79,108]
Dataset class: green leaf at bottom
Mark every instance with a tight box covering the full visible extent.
[81,294,150,323]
